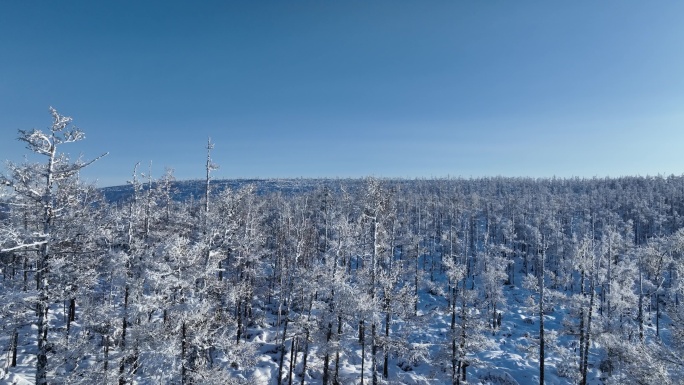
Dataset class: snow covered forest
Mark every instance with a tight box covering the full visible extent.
[3,110,684,385]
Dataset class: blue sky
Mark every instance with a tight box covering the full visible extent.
[2,1,684,187]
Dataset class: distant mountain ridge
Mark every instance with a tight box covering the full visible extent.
[99,178,362,203]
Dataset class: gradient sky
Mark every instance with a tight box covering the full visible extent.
[2,1,684,187]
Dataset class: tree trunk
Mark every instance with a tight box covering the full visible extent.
[35,136,57,385]
[11,328,18,367]
[578,270,585,375]
[383,304,390,379]
[360,320,365,385]
[236,300,243,343]
[656,293,660,337]
[288,336,298,385]
[69,298,76,322]
[322,322,332,385]
[457,278,467,385]
[539,245,545,385]
[277,316,289,385]
[372,322,377,385]
[119,285,129,385]
[181,321,187,385]
[36,285,49,385]
[581,274,595,385]
[415,242,419,316]
[300,328,310,385]
[334,316,342,385]
[103,334,110,376]
[451,287,457,385]
[638,271,644,342]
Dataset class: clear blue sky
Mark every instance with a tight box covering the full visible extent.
[2,1,684,187]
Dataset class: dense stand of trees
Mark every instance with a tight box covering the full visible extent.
[2,110,684,384]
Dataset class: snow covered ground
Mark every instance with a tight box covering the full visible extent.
[2,270,606,385]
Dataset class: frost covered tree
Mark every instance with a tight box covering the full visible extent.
[1,107,106,384]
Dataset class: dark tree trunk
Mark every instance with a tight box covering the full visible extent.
[11,328,18,367]
[322,322,332,385]
[656,293,661,337]
[360,320,365,385]
[581,275,595,385]
[451,287,457,385]
[69,297,76,322]
[36,297,48,385]
[451,288,458,384]
[103,334,109,374]
[236,300,243,343]
[181,321,187,385]
[383,306,390,379]
[277,316,290,385]
[301,328,310,385]
[539,247,545,385]
[334,316,342,385]
[415,243,419,316]
[288,336,298,385]
[23,255,28,292]
[119,285,129,385]
[578,270,585,374]
[461,362,468,381]
[372,322,377,385]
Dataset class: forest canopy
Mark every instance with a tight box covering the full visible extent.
[2,109,684,384]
